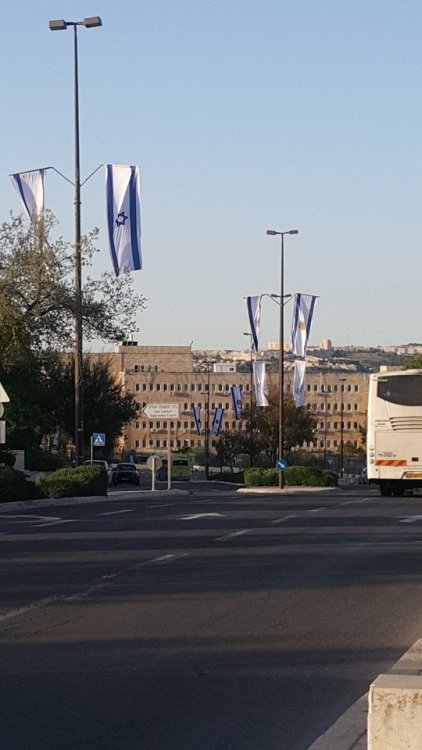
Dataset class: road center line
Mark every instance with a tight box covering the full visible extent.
[97,509,135,516]
[216,529,249,541]
[271,514,298,525]
[307,507,326,513]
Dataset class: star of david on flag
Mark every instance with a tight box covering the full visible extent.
[105,165,142,276]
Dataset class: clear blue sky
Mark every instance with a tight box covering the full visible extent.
[2,1,422,351]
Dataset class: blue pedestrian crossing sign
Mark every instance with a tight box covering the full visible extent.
[92,432,106,447]
[276,458,288,472]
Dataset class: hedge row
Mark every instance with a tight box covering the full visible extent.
[244,466,337,487]
[0,466,45,502]
[38,465,108,498]
[0,464,108,503]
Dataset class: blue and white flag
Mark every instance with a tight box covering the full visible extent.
[253,361,269,407]
[290,293,317,357]
[293,360,307,408]
[212,407,225,436]
[230,385,242,420]
[105,164,142,276]
[246,295,262,353]
[192,405,201,435]
[10,168,46,219]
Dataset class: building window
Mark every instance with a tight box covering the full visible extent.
[354,385,359,392]
[142,384,147,391]
[135,421,140,429]
[142,422,147,429]
[135,439,140,448]
[149,384,153,391]
[135,384,140,392]
[134,364,140,372]
[163,384,168,391]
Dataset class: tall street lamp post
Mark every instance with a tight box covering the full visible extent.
[339,377,346,479]
[49,16,102,465]
[266,229,299,489]
[243,333,254,467]
[204,360,214,480]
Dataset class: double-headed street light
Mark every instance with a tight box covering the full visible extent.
[266,228,299,489]
[49,16,102,465]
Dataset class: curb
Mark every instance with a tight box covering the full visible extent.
[236,486,339,495]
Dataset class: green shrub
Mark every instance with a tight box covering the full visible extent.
[0,466,46,502]
[0,449,16,467]
[37,464,108,498]
[244,465,338,487]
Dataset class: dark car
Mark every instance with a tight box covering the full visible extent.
[112,463,140,486]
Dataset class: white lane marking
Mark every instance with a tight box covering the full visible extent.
[97,509,135,516]
[340,498,369,506]
[150,554,186,564]
[400,516,422,524]
[179,513,225,520]
[0,553,188,623]
[307,507,326,513]
[34,519,77,528]
[271,514,298,525]
[216,529,249,541]
[0,514,61,522]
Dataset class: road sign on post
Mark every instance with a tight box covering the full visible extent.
[90,433,106,463]
[143,403,179,419]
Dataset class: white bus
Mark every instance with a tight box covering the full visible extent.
[367,369,422,496]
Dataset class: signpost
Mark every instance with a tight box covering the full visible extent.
[142,404,179,490]
[276,458,288,472]
[146,454,162,492]
[90,432,106,462]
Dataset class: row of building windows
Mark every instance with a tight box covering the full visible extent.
[303,439,360,449]
[316,421,359,430]
[133,381,360,394]
[308,403,361,412]
[133,420,240,431]
[131,436,361,450]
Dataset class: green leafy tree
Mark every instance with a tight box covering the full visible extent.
[43,354,138,456]
[0,212,146,367]
[402,355,422,370]
[214,429,248,469]
[243,387,316,465]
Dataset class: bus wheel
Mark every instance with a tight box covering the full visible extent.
[380,482,392,497]
[392,487,405,497]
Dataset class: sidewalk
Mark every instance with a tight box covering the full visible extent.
[0,487,191,513]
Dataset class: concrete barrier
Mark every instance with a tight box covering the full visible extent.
[368,674,422,749]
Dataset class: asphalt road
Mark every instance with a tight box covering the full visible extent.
[2,483,422,749]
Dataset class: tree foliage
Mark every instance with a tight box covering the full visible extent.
[242,386,316,465]
[402,355,422,370]
[0,212,145,454]
[0,212,146,367]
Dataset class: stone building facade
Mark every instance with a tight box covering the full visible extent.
[104,344,369,457]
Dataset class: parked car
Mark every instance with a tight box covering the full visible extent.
[83,459,113,485]
[111,462,141,486]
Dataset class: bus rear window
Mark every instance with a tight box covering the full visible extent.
[377,374,422,406]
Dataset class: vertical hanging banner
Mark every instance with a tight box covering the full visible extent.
[246,295,262,353]
[105,164,142,276]
[253,361,269,407]
[230,385,242,420]
[293,360,307,407]
[10,168,46,219]
[211,407,225,436]
[192,405,202,435]
[290,293,317,357]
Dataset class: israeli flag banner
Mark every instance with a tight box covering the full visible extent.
[246,295,262,353]
[230,385,242,420]
[10,169,46,219]
[212,407,225,436]
[293,360,306,407]
[105,165,142,276]
[192,405,202,435]
[290,293,317,357]
[253,361,269,407]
